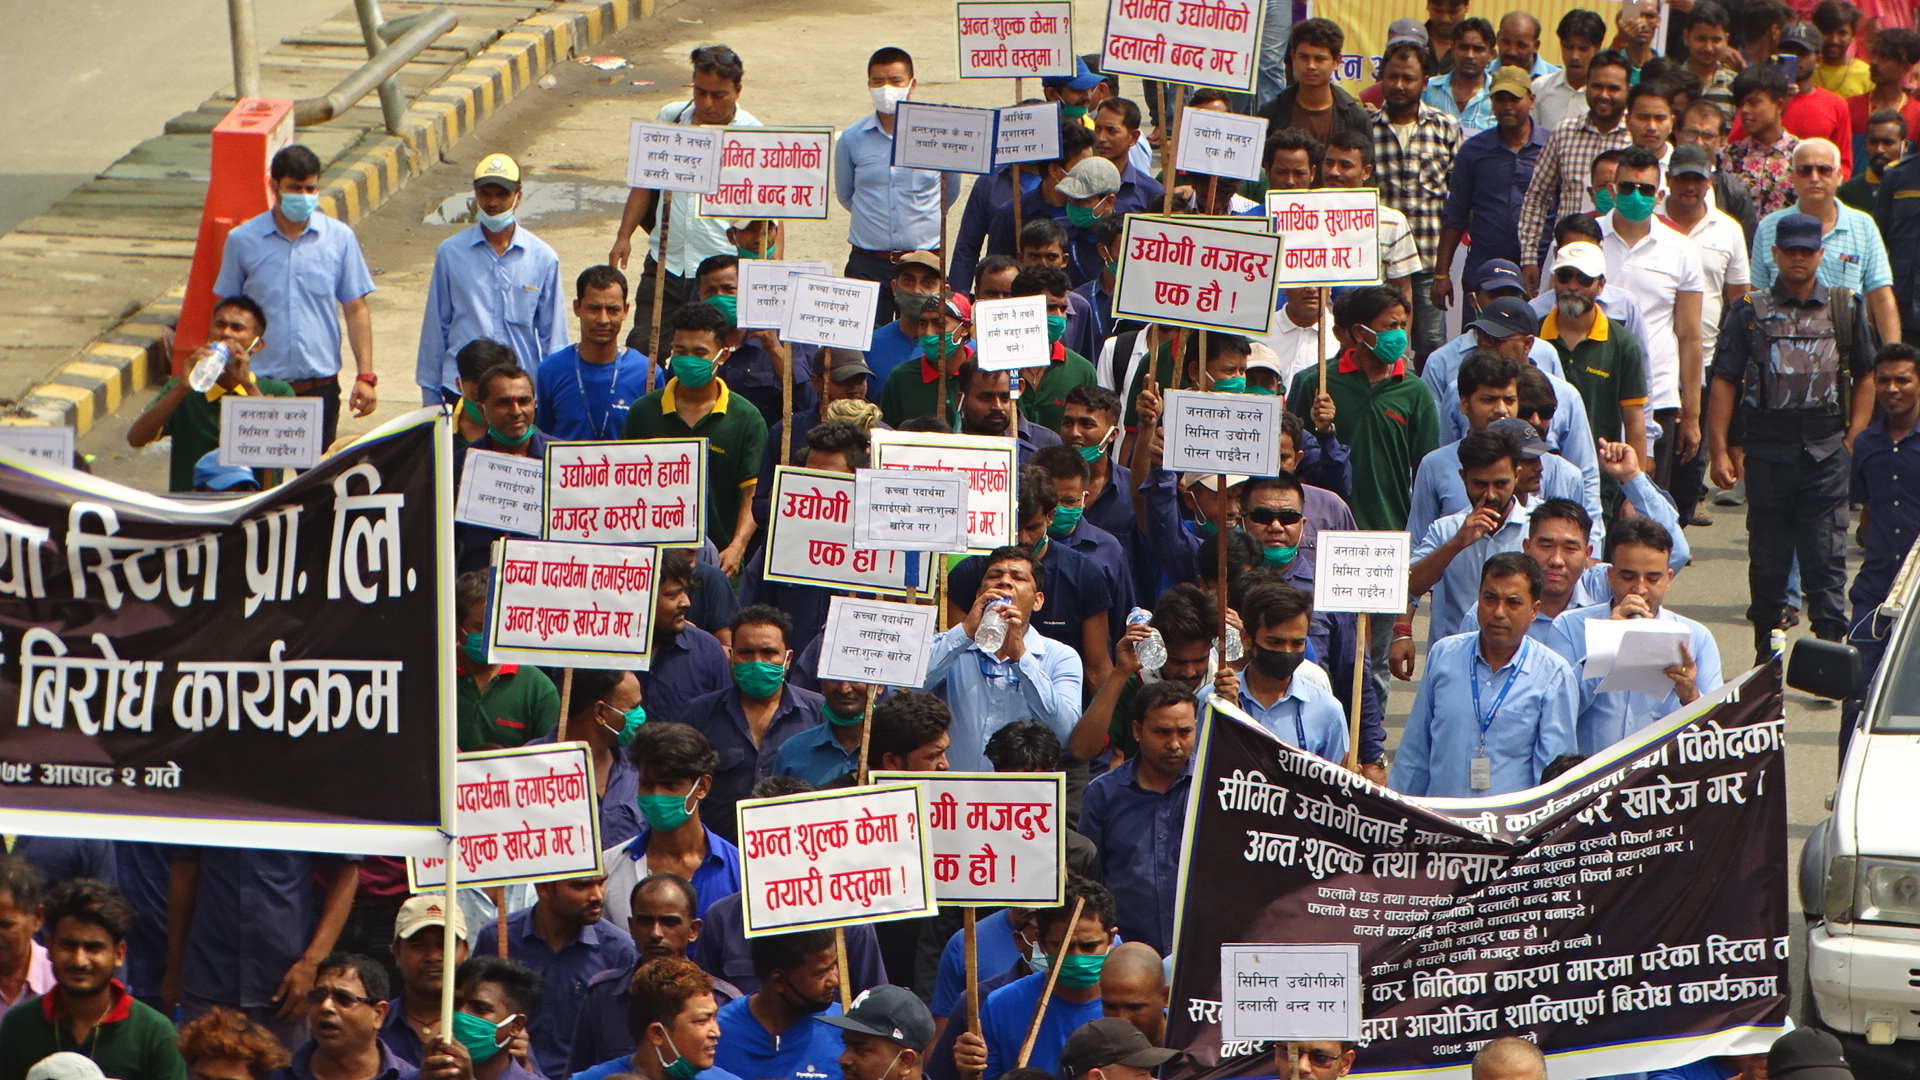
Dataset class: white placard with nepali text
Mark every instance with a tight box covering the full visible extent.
[1177,108,1266,181]
[486,538,656,669]
[1312,530,1410,615]
[971,295,1050,371]
[871,771,1065,906]
[764,467,934,596]
[892,102,996,175]
[736,260,833,330]
[1161,388,1284,478]
[994,102,1062,165]
[219,396,322,469]
[1101,0,1265,93]
[870,430,1018,552]
[781,275,880,350]
[818,597,940,688]
[1114,215,1280,335]
[1219,943,1361,1042]
[542,439,704,547]
[700,127,832,220]
[625,121,722,194]
[410,743,602,890]
[0,427,75,466]
[957,2,1075,78]
[738,785,937,936]
[853,468,967,552]
[457,448,545,536]
[1266,188,1382,287]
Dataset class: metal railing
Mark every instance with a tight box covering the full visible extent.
[227,0,460,134]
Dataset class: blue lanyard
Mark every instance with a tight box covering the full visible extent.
[1470,639,1529,749]
[573,349,626,440]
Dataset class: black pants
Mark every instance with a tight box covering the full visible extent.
[1672,440,1708,526]
[845,248,906,328]
[313,379,342,451]
[625,255,693,356]
[1745,449,1851,652]
[1653,407,1679,493]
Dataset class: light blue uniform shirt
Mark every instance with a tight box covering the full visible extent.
[924,624,1083,771]
[1414,499,1535,651]
[212,210,375,381]
[1407,441,1603,553]
[1748,202,1893,293]
[835,113,962,252]
[1196,677,1349,763]
[1424,74,1495,135]
[1488,55,1563,78]
[1389,633,1581,798]
[416,224,568,395]
[1423,333,1599,502]
[1457,574,1608,640]
[1545,601,1724,756]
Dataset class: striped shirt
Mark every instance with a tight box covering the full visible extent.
[1748,202,1893,294]
[1516,113,1631,268]
[1371,104,1463,267]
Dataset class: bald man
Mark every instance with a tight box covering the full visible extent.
[1096,942,1166,1045]
[1750,138,1901,345]
[1472,1037,1546,1080]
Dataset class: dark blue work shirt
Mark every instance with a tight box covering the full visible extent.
[13,836,116,886]
[947,540,1111,663]
[1078,755,1193,954]
[638,625,730,722]
[272,1039,416,1080]
[753,407,821,527]
[1851,418,1920,613]
[1876,155,1920,335]
[680,683,826,844]
[1052,517,1134,638]
[568,962,743,1074]
[985,191,1070,278]
[114,842,171,999]
[686,559,740,640]
[528,734,643,850]
[1440,120,1548,282]
[719,338,818,431]
[691,890,888,996]
[379,997,428,1066]
[863,322,920,399]
[951,163,1040,292]
[474,906,638,1077]
[177,848,354,1009]
[738,548,832,657]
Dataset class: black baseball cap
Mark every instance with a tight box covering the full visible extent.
[818,986,936,1051]
[1058,1018,1180,1079]
[1769,1028,1852,1080]
[1489,416,1550,459]
[1467,296,1540,340]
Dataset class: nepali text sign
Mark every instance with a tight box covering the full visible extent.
[1314,530,1411,615]
[1162,388,1285,478]
[765,467,933,596]
[1101,0,1265,92]
[870,430,1019,552]
[958,2,1075,77]
[0,427,75,466]
[626,121,723,194]
[872,770,1065,906]
[411,743,601,889]
[1267,188,1382,287]
[782,275,880,351]
[972,295,1051,372]
[819,597,940,688]
[893,102,996,175]
[456,448,544,536]
[0,409,452,855]
[487,538,656,670]
[701,127,832,220]
[738,784,937,935]
[1115,215,1280,335]
[1219,943,1363,1042]
[1177,109,1267,181]
[542,439,704,547]
[995,102,1063,165]
[853,468,968,552]
[219,396,323,470]
[736,260,834,330]
[1167,672,1790,1079]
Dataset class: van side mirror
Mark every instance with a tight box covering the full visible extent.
[1787,638,1862,700]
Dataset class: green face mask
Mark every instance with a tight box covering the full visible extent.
[1262,543,1300,568]
[1077,443,1105,463]
[450,1011,508,1064]
[919,333,954,361]
[707,292,739,332]
[670,352,716,388]
[652,1027,701,1080]
[460,632,488,665]
[1046,313,1067,344]
[1065,202,1103,229]
[823,703,865,727]
[461,398,486,425]
[732,660,787,700]
[1104,258,1120,280]
[1036,950,1107,989]
[636,790,697,832]
[601,702,647,747]
[1366,327,1409,366]
[1249,383,1278,395]
[1212,376,1248,394]
[1592,188,1615,215]
[486,422,534,448]
[1062,103,1089,121]
[1048,504,1083,538]
[1613,189,1656,222]
[1196,519,1220,537]
[736,246,764,259]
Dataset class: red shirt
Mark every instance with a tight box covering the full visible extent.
[1730,88,1855,172]
[1848,91,1920,135]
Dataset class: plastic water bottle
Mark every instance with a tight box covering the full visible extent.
[1223,623,1245,662]
[975,599,1011,653]
[1769,627,1786,660]
[188,343,230,393]
[1127,607,1167,670]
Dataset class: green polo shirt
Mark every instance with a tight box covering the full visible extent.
[150,376,294,492]
[1018,344,1098,433]
[622,377,766,546]
[457,663,559,750]
[1542,309,1648,446]
[0,985,188,1080]
[1288,350,1441,531]
[880,347,974,428]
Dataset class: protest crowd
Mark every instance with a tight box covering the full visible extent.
[20,0,1920,1078]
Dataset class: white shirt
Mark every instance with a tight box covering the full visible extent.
[1679,207,1752,361]
[1378,204,1425,278]
[1258,308,1337,386]
[1598,217,1705,411]
[643,101,764,277]
[1531,70,1589,131]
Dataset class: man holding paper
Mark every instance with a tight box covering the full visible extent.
[1545,517,1722,756]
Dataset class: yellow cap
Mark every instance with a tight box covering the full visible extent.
[473,153,522,192]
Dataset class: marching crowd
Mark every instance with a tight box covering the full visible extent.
[19,2,1920,1079]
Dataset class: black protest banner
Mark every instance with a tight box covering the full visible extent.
[0,409,452,855]
[1169,666,1788,1079]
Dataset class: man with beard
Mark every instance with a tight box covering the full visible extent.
[713,931,845,1080]
[1370,40,1464,362]
[773,672,881,788]
[1518,50,1632,294]
[1539,242,1649,457]
[1839,110,1907,211]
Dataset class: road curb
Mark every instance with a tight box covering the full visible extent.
[17,0,676,434]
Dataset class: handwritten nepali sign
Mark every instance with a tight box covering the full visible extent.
[958,2,1075,78]
[765,467,934,596]
[699,127,832,220]
[1101,0,1264,92]
[0,427,75,466]
[738,784,937,936]
[1312,530,1409,615]
[782,274,881,351]
[819,597,940,688]
[542,439,705,547]
[870,430,1018,552]
[219,396,322,470]
[456,449,545,536]
[871,770,1066,906]
[853,468,968,552]
[893,102,996,175]
[736,259,834,330]
[1266,188,1381,287]
[972,295,1051,371]
[1177,108,1267,181]
[1220,943,1363,1042]
[1162,389,1284,478]
[410,743,601,890]
[1115,214,1280,335]
[625,120,722,194]
[486,538,656,669]
[995,102,1062,165]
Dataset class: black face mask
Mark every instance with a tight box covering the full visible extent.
[781,979,835,1016]
[1251,646,1305,682]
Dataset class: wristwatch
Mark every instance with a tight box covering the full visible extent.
[356,372,378,387]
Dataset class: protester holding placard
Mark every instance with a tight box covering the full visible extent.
[452,571,558,751]
[1008,269,1098,432]
[957,877,1115,1080]
[474,876,635,1077]
[535,266,660,442]
[1078,681,1198,955]
[695,258,820,431]
[453,364,551,573]
[861,254,947,392]
[128,298,293,493]
[879,294,974,427]
[772,674,876,788]
[378,896,469,1068]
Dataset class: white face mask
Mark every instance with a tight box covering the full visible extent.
[871,84,912,115]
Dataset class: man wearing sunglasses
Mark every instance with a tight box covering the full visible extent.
[276,954,414,1080]
[1748,138,1903,348]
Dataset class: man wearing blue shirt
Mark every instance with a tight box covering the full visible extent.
[714,930,846,1080]
[774,676,878,789]
[416,154,568,404]
[213,144,376,448]
[955,878,1115,1080]
[1089,99,1164,218]
[1459,498,1605,640]
[838,48,961,327]
[1425,17,1497,134]
[1079,682,1195,954]
[1436,70,1547,319]
[640,550,732,722]
[535,265,660,441]
[601,724,740,930]
[1199,584,1353,765]
[474,876,636,1076]
[973,126,1096,292]
[571,956,741,1080]
[1847,344,1920,743]
[1391,552,1582,797]
[1407,425,1538,652]
[863,254,946,394]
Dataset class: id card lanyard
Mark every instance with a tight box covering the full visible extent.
[1469,639,1528,790]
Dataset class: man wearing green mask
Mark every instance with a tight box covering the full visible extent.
[453,570,558,752]
[878,292,974,428]
[568,957,737,1080]
[682,606,826,845]
[454,362,552,573]
[695,255,819,430]
[1031,446,1133,637]
[601,723,738,932]
[1054,157,1120,288]
[1057,386,1136,563]
[773,675,878,787]
[445,339,515,450]
[1040,59,1107,128]
[451,956,540,1080]
[1009,267,1098,432]
[957,877,1117,1080]
[541,668,647,849]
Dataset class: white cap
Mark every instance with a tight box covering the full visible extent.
[28,1056,105,1080]
[1246,342,1284,375]
[1184,472,1250,491]
[1550,241,1608,279]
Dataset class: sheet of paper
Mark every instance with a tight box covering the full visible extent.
[1585,618,1690,696]
[219,397,323,470]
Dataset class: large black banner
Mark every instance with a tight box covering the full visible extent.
[1170,666,1788,1079]
[0,410,452,855]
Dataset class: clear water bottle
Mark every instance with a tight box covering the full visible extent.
[1223,623,1244,662]
[975,599,1011,653]
[188,342,230,393]
[1127,607,1167,670]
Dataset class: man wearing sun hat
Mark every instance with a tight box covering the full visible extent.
[380,895,470,1067]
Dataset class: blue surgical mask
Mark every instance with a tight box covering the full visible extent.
[279,192,319,222]
[476,207,516,232]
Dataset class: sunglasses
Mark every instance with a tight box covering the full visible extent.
[1246,508,1304,526]
[308,987,381,1009]
[1793,163,1838,177]
[1614,181,1657,197]
[1519,405,1555,422]
[1554,269,1597,286]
